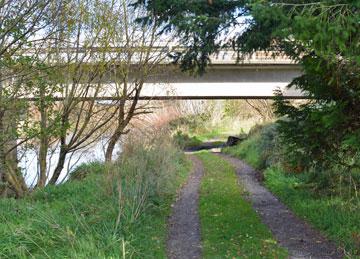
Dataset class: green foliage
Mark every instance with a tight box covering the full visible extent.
[223,134,263,169]
[249,2,360,180]
[224,123,281,170]
[134,0,249,73]
[70,161,105,181]
[173,130,203,148]
[197,152,288,258]
[169,113,212,135]
[227,122,360,195]
[264,167,360,257]
[169,101,265,144]
[0,137,190,258]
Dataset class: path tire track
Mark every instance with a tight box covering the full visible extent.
[167,155,203,259]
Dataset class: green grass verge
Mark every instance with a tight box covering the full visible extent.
[0,155,191,258]
[197,152,288,258]
[264,167,360,257]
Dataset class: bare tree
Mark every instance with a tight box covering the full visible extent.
[104,0,170,162]
[0,0,172,192]
[46,0,118,185]
[245,100,275,122]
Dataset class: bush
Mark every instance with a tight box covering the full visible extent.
[223,123,281,170]
[172,130,203,148]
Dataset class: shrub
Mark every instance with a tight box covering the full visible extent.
[172,130,203,148]
[223,123,282,170]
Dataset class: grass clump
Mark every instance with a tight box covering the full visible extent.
[223,134,263,169]
[0,134,191,258]
[197,152,288,258]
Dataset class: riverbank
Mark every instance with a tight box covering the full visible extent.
[0,136,190,258]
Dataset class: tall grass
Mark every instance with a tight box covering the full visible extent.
[0,132,190,258]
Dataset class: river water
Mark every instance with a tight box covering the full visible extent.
[19,138,121,186]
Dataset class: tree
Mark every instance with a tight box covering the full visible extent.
[104,0,170,162]
[134,0,249,73]
[0,0,55,196]
[0,0,172,193]
[46,0,118,185]
[268,2,360,178]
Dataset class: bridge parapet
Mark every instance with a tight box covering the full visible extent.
[210,50,294,65]
[23,46,295,66]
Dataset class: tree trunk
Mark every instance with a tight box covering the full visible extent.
[38,94,48,187]
[0,110,6,196]
[49,147,67,185]
[105,130,122,162]
[0,105,25,197]
[38,135,48,187]
[0,75,5,194]
[105,121,128,162]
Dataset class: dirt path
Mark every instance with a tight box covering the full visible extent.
[217,153,344,259]
[167,155,203,259]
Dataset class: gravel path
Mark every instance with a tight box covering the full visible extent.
[167,155,203,259]
[218,153,344,259]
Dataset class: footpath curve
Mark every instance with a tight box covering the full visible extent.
[217,153,344,259]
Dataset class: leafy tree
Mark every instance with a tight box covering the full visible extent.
[134,0,249,73]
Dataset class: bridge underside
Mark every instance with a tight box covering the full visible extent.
[140,95,307,100]
[25,63,306,101]
[136,64,304,100]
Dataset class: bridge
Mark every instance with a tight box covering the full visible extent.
[134,50,303,100]
[23,49,303,100]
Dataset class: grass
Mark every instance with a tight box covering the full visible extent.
[224,125,360,258]
[197,152,288,258]
[0,138,191,258]
[264,167,360,257]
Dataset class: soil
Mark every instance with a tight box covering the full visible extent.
[166,155,203,259]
